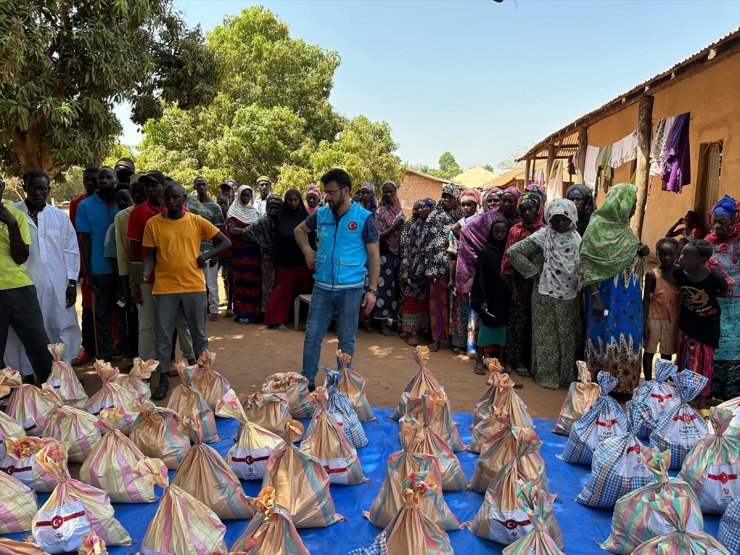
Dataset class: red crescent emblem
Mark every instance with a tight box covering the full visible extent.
[348,221,358,230]
[51,516,64,529]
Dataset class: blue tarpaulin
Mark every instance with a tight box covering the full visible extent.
[3,407,720,554]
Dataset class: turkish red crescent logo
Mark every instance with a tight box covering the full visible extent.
[626,444,641,455]
[708,472,737,484]
[51,516,64,529]
[348,221,358,230]
[597,419,617,428]
[494,518,531,529]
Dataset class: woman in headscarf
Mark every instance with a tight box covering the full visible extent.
[227,185,262,324]
[260,189,315,331]
[358,182,377,213]
[449,188,482,354]
[500,185,546,375]
[566,184,595,236]
[400,198,434,346]
[373,181,405,335]
[484,188,503,212]
[507,199,582,389]
[704,194,739,400]
[413,184,461,351]
[305,184,322,215]
[580,183,649,397]
[244,195,282,323]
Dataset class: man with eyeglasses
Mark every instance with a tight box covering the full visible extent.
[294,168,380,391]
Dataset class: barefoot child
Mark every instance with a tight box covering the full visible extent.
[471,219,510,375]
[642,238,681,380]
[674,239,729,409]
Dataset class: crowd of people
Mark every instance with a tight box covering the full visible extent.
[0,158,738,409]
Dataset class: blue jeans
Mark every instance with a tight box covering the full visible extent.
[301,286,364,385]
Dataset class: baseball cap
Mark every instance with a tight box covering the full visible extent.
[138,170,167,185]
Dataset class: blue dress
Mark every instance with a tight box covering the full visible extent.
[585,257,643,394]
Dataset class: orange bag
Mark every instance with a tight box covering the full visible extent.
[140,458,228,555]
[79,407,166,503]
[405,391,465,452]
[392,346,444,420]
[191,350,232,410]
[215,390,285,481]
[494,375,533,429]
[300,387,366,485]
[110,357,157,402]
[471,405,509,454]
[553,360,601,436]
[261,372,315,418]
[45,343,88,409]
[2,367,57,436]
[1,436,67,492]
[129,399,191,470]
[243,392,290,435]
[473,357,506,425]
[231,486,310,554]
[262,419,343,528]
[336,350,375,422]
[41,386,101,464]
[166,362,218,443]
[0,465,37,533]
[171,416,253,520]
[0,538,49,555]
[0,379,25,459]
[84,361,135,434]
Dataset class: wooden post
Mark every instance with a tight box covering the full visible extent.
[633,95,654,238]
[577,127,588,180]
[545,144,556,184]
[524,158,531,186]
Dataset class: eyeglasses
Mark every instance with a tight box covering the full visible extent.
[323,188,341,196]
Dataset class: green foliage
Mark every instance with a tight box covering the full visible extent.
[437,151,462,179]
[0,0,219,175]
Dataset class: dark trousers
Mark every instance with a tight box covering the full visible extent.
[92,273,117,362]
[120,303,139,358]
[0,285,53,382]
[80,306,96,356]
[220,257,234,310]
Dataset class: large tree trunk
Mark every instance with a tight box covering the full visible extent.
[11,125,65,178]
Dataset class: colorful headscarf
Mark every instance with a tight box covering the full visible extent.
[566,184,595,236]
[414,184,461,278]
[707,194,739,240]
[227,185,259,224]
[460,188,482,209]
[579,183,640,286]
[418,197,436,211]
[500,185,546,279]
[376,183,403,255]
[484,188,503,211]
[530,199,581,300]
[359,182,377,213]
[305,184,321,215]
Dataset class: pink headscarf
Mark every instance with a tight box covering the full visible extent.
[460,188,482,209]
[305,184,322,215]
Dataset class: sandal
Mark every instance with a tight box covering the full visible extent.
[167,362,179,377]
[152,378,170,401]
[380,322,394,337]
[473,365,486,375]
[209,313,220,322]
[405,334,419,346]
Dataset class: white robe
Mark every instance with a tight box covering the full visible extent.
[4,202,81,375]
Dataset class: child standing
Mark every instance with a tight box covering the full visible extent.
[674,239,729,408]
[471,219,510,375]
[642,237,681,380]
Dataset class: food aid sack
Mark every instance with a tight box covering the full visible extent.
[301,387,366,485]
[323,366,368,448]
[376,476,454,555]
[79,407,166,503]
[471,418,547,494]
[31,442,130,552]
[499,480,564,555]
[191,350,232,410]
[45,343,88,409]
[336,350,375,422]
[84,361,135,433]
[398,417,467,491]
[129,399,191,470]
[346,532,389,555]
[718,495,740,555]
[166,362,218,443]
[243,391,290,435]
[0,538,49,555]
[230,486,310,555]
[576,401,654,508]
[471,404,509,454]
[405,390,465,452]
[717,395,739,436]
[601,448,704,554]
[366,425,460,531]
[632,358,679,439]
[139,458,228,555]
[2,367,57,436]
[215,389,284,480]
[391,346,444,420]
[41,387,101,463]
[261,371,315,418]
[0,405,24,459]
[0,467,37,533]
[553,360,601,436]
[650,369,709,470]
[171,416,252,519]
[494,374,534,429]
[469,429,556,546]
[261,419,343,528]
[473,357,506,426]
[632,492,729,554]
[679,406,739,514]
[559,371,627,466]
[77,531,108,555]
[110,357,157,402]
[0,436,67,492]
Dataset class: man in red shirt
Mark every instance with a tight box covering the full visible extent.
[70,166,99,366]
[127,170,194,366]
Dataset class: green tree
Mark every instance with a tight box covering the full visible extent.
[437,151,461,179]
[0,0,219,175]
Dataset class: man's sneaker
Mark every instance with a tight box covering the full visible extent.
[71,352,91,366]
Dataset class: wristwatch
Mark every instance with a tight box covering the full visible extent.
[368,287,378,295]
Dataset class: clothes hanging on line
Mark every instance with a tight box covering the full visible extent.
[610,130,638,168]
[661,111,691,193]
[583,145,599,189]
[547,159,564,200]
[594,144,613,196]
[533,168,545,186]
[649,115,677,177]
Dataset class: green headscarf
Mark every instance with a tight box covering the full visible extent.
[579,183,640,286]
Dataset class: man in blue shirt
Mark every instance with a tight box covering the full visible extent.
[294,168,380,390]
[76,166,120,362]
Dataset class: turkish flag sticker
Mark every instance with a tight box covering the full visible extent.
[348,221,358,230]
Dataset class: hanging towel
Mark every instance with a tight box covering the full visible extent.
[547,159,564,200]
[583,145,599,189]
[533,168,545,186]
[595,145,613,195]
[649,116,677,176]
[661,112,691,193]
[610,131,639,168]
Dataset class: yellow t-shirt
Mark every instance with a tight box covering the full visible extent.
[0,202,33,290]
[142,212,219,295]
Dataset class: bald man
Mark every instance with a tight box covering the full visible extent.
[141,181,231,400]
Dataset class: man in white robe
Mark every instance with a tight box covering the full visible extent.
[4,170,81,375]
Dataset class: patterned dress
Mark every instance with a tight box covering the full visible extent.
[228,216,262,321]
